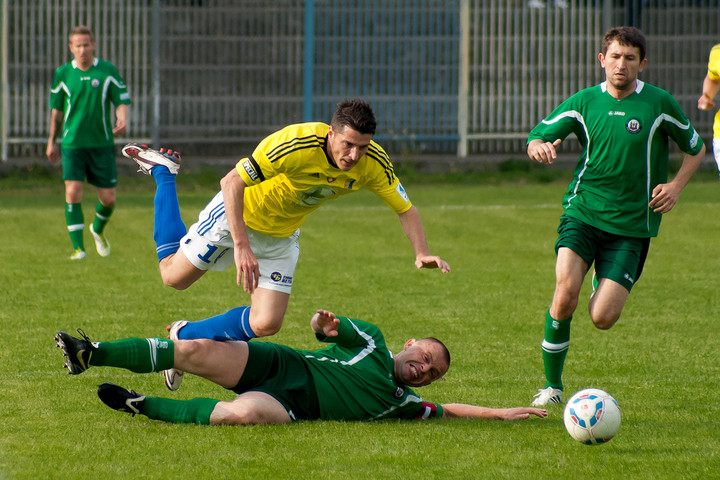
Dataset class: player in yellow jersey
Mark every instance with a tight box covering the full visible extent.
[698,43,720,176]
[123,99,450,390]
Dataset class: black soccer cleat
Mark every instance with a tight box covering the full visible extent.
[97,383,146,416]
[55,329,96,375]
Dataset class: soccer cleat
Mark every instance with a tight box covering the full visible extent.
[70,248,86,260]
[55,329,96,375]
[162,320,187,391]
[97,383,146,416]
[121,143,181,175]
[89,224,111,257]
[531,387,564,406]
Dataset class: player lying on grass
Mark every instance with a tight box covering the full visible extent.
[55,310,547,425]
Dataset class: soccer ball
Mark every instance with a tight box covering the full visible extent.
[563,388,621,445]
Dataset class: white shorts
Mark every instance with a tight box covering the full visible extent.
[180,191,300,293]
[714,138,720,171]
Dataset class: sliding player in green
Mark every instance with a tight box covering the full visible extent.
[47,26,131,260]
[55,310,547,424]
[527,26,706,406]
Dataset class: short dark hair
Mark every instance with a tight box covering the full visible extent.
[69,25,95,43]
[421,337,451,369]
[602,26,646,61]
[330,99,377,135]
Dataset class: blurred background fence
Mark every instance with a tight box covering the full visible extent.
[2,0,719,161]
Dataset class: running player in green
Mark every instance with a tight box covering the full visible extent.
[55,310,547,424]
[526,26,706,406]
[698,43,720,176]
[47,25,131,260]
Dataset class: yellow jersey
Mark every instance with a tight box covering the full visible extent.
[708,44,720,139]
[236,122,412,237]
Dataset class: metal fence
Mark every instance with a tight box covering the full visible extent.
[2,0,719,161]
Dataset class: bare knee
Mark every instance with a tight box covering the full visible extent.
[590,311,619,330]
[550,288,579,320]
[248,310,284,338]
[211,403,267,426]
[173,339,214,364]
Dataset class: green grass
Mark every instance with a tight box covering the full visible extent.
[1,173,719,479]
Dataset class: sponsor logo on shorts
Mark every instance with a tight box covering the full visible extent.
[242,160,259,181]
[625,118,642,134]
[270,271,293,285]
[624,273,635,284]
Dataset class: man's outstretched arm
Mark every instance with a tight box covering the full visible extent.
[441,403,547,420]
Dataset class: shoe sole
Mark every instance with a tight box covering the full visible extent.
[55,332,90,374]
[122,143,181,175]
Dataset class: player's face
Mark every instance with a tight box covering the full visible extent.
[68,34,95,69]
[598,41,647,94]
[394,339,449,387]
[327,125,373,171]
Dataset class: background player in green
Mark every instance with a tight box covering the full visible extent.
[55,309,547,425]
[526,26,706,406]
[697,43,720,176]
[47,25,131,260]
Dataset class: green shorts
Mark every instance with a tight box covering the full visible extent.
[232,342,320,421]
[555,215,650,291]
[61,146,117,188]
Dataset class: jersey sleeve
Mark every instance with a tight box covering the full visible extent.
[315,316,384,349]
[707,44,720,81]
[49,68,66,111]
[106,63,131,106]
[363,144,413,214]
[234,126,314,186]
[527,92,588,147]
[662,94,704,156]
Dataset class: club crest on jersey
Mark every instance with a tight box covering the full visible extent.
[625,118,642,134]
[91,79,100,88]
[326,177,336,183]
[394,387,405,398]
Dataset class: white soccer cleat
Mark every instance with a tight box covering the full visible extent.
[89,224,111,257]
[162,320,187,391]
[122,143,181,176]
[531,387,563,406]
[70,248,86,260]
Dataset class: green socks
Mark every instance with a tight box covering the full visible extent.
[142,397,220,425]
[93,202,114,235]
[91,338,175,373]
[65,202,84,250]
[541,311,572,390]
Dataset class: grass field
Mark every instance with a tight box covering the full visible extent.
[1,171,719,479]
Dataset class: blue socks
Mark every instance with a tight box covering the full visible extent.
[177,306,257,342]
[151,166,187,261]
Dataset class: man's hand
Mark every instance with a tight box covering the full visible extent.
[527,138,562,164]
[649,182,682,213]
[234,246,260,294]
[311,309,340,337]
[46,143,60,163]
[415,255,450,273]
[497,407,548,421]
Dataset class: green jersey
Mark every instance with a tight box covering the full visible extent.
[49,58,131,149]
[528,80,703,237]
[297,316,444,421]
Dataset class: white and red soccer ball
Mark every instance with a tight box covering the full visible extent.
[563,388,621,445]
